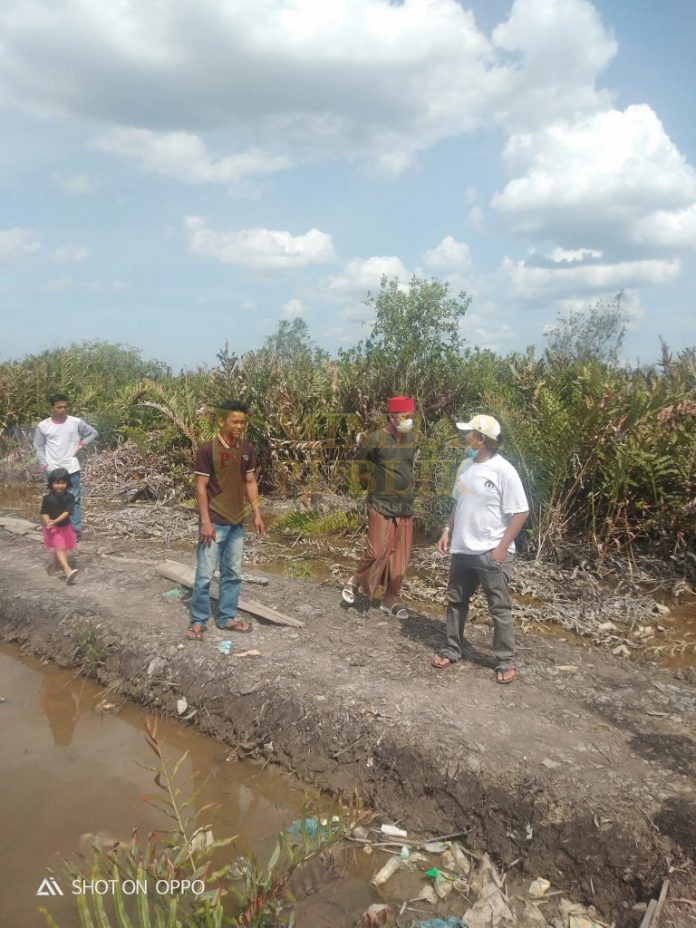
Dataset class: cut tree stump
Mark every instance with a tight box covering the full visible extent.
[156,559,304,628]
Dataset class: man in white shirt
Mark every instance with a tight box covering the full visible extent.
[34,394,98,536]
[431,414,529,684]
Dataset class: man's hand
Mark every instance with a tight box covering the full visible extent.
[199,521,216,546]
[437,528,450,557]
[253,511,265,538]
[490,543,508,565]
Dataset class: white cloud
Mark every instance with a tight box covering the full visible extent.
[491,0,616,128]
[548,247,603,263]
[44,277,129,293]
[281,298,305,318]
[327,255,410,294]
[631,204,696,250]
[53,245,90,263]
[0,227,40,262]
[503,255,680,299]
[185,217,336,270]
[0,0,618,172]
[52,172,99,195]
[45,276,74,291]
[556,289,645,323]
[493,106,696,247]
[422,236,471,271]
[94,128,292,185]
[467,204,485,232]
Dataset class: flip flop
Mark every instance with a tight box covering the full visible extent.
[495,665,518,684]
[341,583,358,605]
[379,603,409,619]
[66,568,78,584]
[186,622,205,640]
[218,618,252,633]
[431,654,456,669]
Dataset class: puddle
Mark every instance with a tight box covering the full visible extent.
[0,644,374,928]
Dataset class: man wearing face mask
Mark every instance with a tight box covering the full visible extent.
[431,414,529,684]
[341,396,416,618]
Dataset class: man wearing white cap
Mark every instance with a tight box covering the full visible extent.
[431,414,529,684]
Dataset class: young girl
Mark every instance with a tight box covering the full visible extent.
[41,467,78,583]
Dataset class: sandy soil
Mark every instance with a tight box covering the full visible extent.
[0,526,694,925]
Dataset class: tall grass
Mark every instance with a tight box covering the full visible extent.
[1,283,694,569]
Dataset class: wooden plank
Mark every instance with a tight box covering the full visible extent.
[156,559,304,628]
[639,898,658,928]
[651,879,670,928]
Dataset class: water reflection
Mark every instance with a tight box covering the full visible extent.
[41,674,89,747]
[0,644,373,928]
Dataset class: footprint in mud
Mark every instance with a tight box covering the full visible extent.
[654,796,696,855]
[630,732,696,778]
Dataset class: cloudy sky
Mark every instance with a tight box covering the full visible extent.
[1,0,694,368]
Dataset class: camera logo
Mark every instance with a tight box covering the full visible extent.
[36,877,64,896]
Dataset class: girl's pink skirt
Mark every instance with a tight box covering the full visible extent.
[43,524,77,550]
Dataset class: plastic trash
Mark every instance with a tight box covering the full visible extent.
[400,845,411,859]
[286,816,339,839]
[371,855,402,886]
[217,640,233,654]
[442,844,471,877]
[423,840,450,854]
[381,823,408,838]
[162,588,183,598]
[411,919,467,928]
[176,697,188,715]
[359,903,391,926]
[520,902,548,928]
[423,867,454,899]
[463,881,515,928]
[528,877,551,897]
[412,885,438,905]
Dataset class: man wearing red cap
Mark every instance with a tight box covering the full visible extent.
[342,397,416,618]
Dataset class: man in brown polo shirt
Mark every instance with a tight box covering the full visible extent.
[186,400,264,640]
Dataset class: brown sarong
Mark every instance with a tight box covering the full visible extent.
[353,506,413,598]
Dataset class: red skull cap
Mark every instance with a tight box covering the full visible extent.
[387,396,415,413]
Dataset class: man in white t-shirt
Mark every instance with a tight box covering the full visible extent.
[34,394,98,536]
[431,414,529,684]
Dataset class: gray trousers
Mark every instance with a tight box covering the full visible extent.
[441,551,515,667]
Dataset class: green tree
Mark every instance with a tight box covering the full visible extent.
[339,275,471,423]
[545,292,627,365]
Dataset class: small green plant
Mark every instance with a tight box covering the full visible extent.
[272,509,360,538]
[40,719,368,928]
[72,625,107,675]
[283,561,312,580]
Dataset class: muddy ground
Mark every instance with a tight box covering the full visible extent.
[0,518,694,925]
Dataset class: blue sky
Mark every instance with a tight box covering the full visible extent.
[1,0,694,369]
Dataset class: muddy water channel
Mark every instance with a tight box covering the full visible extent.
[0,644,375,928]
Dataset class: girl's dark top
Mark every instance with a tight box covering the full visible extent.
[41,491,75,526]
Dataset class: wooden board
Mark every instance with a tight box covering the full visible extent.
[156,559,304,628]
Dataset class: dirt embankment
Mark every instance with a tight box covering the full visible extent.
[0,528,694,924]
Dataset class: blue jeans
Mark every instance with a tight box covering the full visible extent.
[68,471,81,534]
[190,523,244,628]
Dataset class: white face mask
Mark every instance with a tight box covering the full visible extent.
[396,418,413,433]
